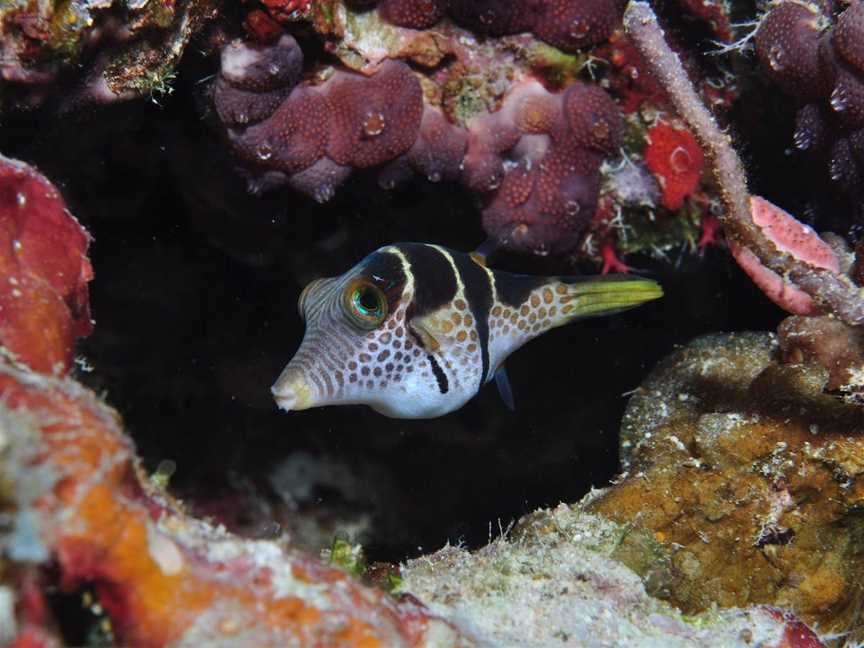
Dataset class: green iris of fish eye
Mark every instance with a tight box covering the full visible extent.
[353,287,382,316]
[347,283,386,326]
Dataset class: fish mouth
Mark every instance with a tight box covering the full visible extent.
[567,276,664,317]
[271,369,315,412]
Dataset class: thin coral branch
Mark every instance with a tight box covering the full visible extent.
[706,20,759,56]
[623,1,864,326]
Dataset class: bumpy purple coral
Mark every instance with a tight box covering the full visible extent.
[754,2,826,99]
[483,147,603,255]
[755,0,864,225]
[325,61,424,168]
[835,2,864,73]
[366,0,626,53]
[214,35,303,126]
[214,25,625,255]
[228,87,330,173]
[559,82,624,154]
[378,0,449,29]
[448,0,539,36]
[473,79,622,255]
[533,0,627,52]
[406,107,468,182]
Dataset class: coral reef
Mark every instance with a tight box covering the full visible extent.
[590,332,864,641]
[0,154,827,648]
[0,0,219,109]
[0,358,471,647]
[212,25,626,256]
[7,0,864,644]
[754,0,864,228]
[1,330,830,646]
[399,505,825,647]
[0,155,467,647]
[0,155,93,375]
[211,0,735,261]
[624,0,864,403]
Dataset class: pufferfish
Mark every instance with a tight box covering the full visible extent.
[272,243,662,418]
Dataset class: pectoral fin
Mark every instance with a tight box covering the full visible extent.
[408,317,442,352]
[471,238,500,268]
[495,365,516,412]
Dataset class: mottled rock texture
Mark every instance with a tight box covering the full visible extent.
[591,332,864,642]
[399,504,823,647]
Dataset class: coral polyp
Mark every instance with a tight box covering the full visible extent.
[448,0,538,36]
[220,34,303,93]
[326,61,424,168]
[378,0,449,29]
[835,2,864,74]
[755,0,864,226]
[533,0,627,52]
[404,107,468,183]
[229,87,330,174]
[214,35,303,126]
[754,2,827,99]
[560,82,623,154]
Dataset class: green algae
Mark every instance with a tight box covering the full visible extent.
[614,204,703,258]
[325,537,366,576]
[521,42,587,87]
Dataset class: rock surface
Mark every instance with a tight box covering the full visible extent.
[400,504,824,647]
[591,332,864,641]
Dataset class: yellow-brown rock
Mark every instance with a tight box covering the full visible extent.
[589,332,864,640]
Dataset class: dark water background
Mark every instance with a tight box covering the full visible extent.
[0,54,800,565]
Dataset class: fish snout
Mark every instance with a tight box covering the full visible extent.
[271,366,315,412]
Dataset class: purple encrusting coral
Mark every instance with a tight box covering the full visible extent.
[213,34,624,256]
[755,0,864,225]
[345,0,627,51]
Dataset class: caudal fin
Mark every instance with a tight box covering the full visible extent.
[555,275,663,321]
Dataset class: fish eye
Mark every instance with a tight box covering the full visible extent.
[343,279,387,329]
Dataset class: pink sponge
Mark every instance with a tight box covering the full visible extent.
[730,196,841,315]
